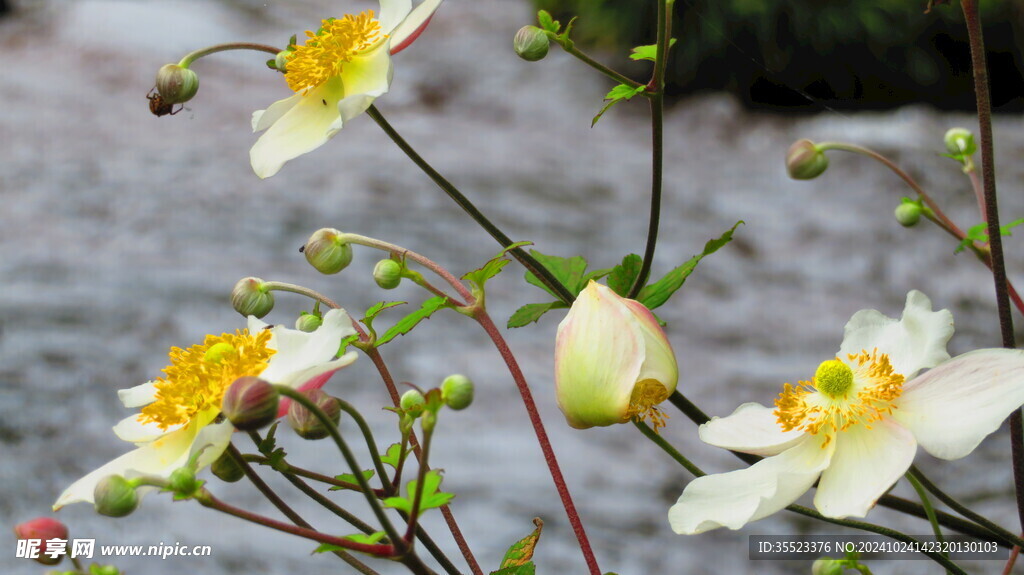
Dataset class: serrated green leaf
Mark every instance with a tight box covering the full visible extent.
[329,469,375,490]
[637,221,743,310]
[364,300,407,321]
[462,241,531,289]
[490,564,536,575]
[607,254,643,295]
[524,250,590,297]
[380,443,405,469]
[383,470,454,515]
[592,84,646,127]
[955,218,1024,253]
[508,301,569,328]
[560,16,578,43]
[500,518,543,568]
[259,423,280,453]
[629,38,678,61]
[338,333,359,355]
[537,10,558,33]
[377,296,449,346]
[345,531,388,545]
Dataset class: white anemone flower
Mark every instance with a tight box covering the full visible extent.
[250,0,443,178]
[669,290,1024,534]
[54,309,357,510]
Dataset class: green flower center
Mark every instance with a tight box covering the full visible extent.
[814,359,853,398]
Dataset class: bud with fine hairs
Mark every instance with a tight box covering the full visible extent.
[231,277,274,318]
[295,311,323,332]
[373,259,403,290]
[441,374,474,410]
[400,388,426,417]
[287,389,342,440]
[944,127,976,156]
[785,139,829,180]
[93,475,139,518]
[222,376,279,431]
[514,25,549,61]
[154,64,199,105]
[303,228,353,275]
[14,517,68,565]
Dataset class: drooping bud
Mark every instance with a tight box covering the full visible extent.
[93,475,139,518]
[944,127,976,156]
[894,200,922,227]
[231,277,274,318]
[167,467,201,497]
[786,139,829,180]
[222,376,279,431]
[373,259,403,290]
[211,450,245,483]
[514,25,549,62]
[440,374,474,410]
[400,389,426,417]
[287,389,341,440]
[155,64,199,105]
[303,228,353,275]
[14,517,68,565]
[295,312,323,332]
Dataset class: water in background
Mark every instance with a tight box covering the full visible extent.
[2,1,1024,573]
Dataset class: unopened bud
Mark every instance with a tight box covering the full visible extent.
[274,50,291,72]
[786,139,829,180]
[287,389,341,440]
[222,376,279,431]
[93,475,139,518]
[400,389,426,417]
[514,25,549,61]
[211,450,245,483]
[295,312,323,332]
[944,127,976,156]
[894,200,922,227]
[441,374,474,410]
[303,228,353,275]
[373,259,402,290]
[811,558,845,575]
[14,517,68,565]
[231,277,274,318]
[168,467,201,497]
[155,64,199,105]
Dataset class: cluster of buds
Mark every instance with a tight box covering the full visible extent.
[399,375,474,434]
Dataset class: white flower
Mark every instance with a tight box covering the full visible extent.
[53,309,357,510]
[669,290,1024,534]
[250,0,443,178]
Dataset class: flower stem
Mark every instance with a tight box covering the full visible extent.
[474,309,601,575]
[960,0,1024,538]
[404,426,434,542]
[365,105,576,305]
[905,471,950,574]
[335,397,392,493]
[633,419,703,476]
[262,281,341,309]
[560,43,643,89]
[177,42,281,68]
[909,465,1024,548]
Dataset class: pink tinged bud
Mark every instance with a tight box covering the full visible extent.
[14,517,68,564]
[222,376,279,431]
[785,139,829,180]
[287,389,341,440]
[554,282,678,429]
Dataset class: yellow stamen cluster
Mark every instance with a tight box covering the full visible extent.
[774,350,904,445]
[628,379,671,432]
[140,330,275,430]
[285,11,386,94]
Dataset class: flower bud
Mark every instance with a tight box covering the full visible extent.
[295,312,323,332]
[555,282,678,429]
[231,277,274,319]
[400,389,426,417]
[944,127,976,156]
[168,467,201,496]
[222,376,279,431]
[274,50,291,73]
[287,389,341,440]
[786,139,829,180]
[373,259,403,290]
[155,64,199,105]
[14,517,68,565]
[440,374,474,410]
[303,228,353,275]
[93,475,139,518]
[211,450,245,483]
[811,558,845,575]
[514,25,549,62]
[894,200,922,227]
[88,566,121,575]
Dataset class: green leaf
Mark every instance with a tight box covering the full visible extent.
[955,218,1024,253]
[523,250,595,297]
[345,531,388,545]
[338,333,359,356]
[607,254,643,296]
[537,10,558,33]
[377,296,450,346]
[592,83,646,127]
[463,241,533,290]
[490,565,536,575]
[383,470,454,515]
[508,301,569,328]
[380,443,405,469]
[637,221,743,310]
[361,301,407,337]
[559,16,578,46]
[329,469,375,490]
[499,518,544,568]
[629,38,678,61]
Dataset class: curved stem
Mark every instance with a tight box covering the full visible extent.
[262,281,341,309]
[560,43,643,89]
[474,309,601,575]
[1003,544,1021,575]
[178,42,281,68]
[909,465,1024,548]
[335,397,392,493]
[905,471,950,573]
[280,469,378,535]
[365,105,576,305]
[227,444,307,526]
[244,453,384,495]
[404,426,434,542]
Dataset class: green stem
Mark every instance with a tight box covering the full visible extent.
[261,281,340,309]
[633,419,702,476]
[335,397,392,493]
[227,444,307,526]
[365,105,576,305]
[905,471,950,573]
[560,42,643,89]
[178,42,281,68]
[243,453,385,496]
[279,468,378,535]
[404,426,434,542]
[909,465,1024,548]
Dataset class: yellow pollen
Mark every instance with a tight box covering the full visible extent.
[140,330,275,430]
[628,379,671,433]
[774,349,904,446]
[284,11,386,94]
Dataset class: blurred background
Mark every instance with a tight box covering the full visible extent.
[2,0,1024,574]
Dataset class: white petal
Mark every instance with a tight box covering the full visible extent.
[337,48,392,124]
[699,403,808,457]
[190,420,235,470]
[621,298,678,396]
[669,435,833,534]
[814,419,916,518]
[893,348,1024,460]
[247,314,270,332]
[378,0,412,34]
[249,78,345,179]
[118,381,158,408]
[389,0,442,54]
[258,308,357,385]
[112,414,181,444]
[838,290,953,379]
[252,93,302,133]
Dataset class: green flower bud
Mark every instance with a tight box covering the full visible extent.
[221,376,279,431]
[422,410,438,433]
[155,64,199,105]
[400,389,426,417]
[811,558,846,575]
[295,312,323,332]
[167,467,200,496]
[303,228,353,275]
[231,277,274,318]
[786,139,829,180]
[894,201,922,227]
[93,475,139,518]
[440,374,474,410]
[514,25,549,62]
[373,259,403,290]
[274,50,291,73]
[944,127,976,156]
[287,389,341,440]
[211,450,245,483]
